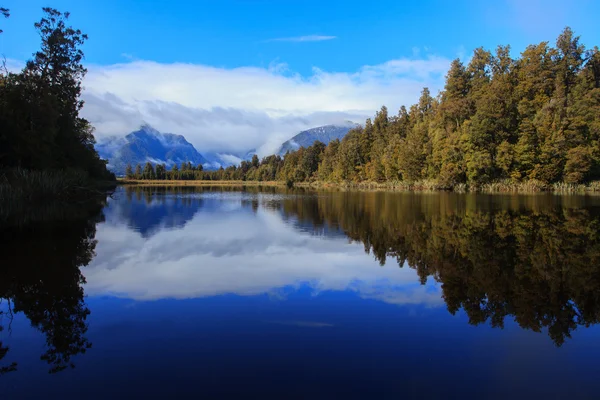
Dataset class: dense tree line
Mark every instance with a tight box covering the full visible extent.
[0,8,114,183]
[277,27,600,187]
[131,27,600,189]
[126,154,284,182]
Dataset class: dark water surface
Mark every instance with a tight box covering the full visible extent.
[2,186,600,399]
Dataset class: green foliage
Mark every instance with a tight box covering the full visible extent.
[129,27,600,189]
[260,27,600,188]
[0,168,110,208]
[125,164,133,179]
[142,162,155,180]
[564,146,593,183]
[0,8,114,186]
[134,164,142,179]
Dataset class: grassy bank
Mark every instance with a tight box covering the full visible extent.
[120,178,600,193]
[119,179,282,186]
[0,168,115,204]
[0,168,114,227]
[297,179,600,193]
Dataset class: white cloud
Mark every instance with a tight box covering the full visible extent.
[0,52,446,156]
[120,52,135,60]
[81,55,450,156]
[265,35,337,42]
[215,153,243,165]
[9,55,450,155]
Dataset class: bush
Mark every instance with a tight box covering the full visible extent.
[0,168,111,203]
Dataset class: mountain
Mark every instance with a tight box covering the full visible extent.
[277,122,357,156]
[96,125,207,175]
[204,124,358,168]
[96,123,358,174]
[242,148,258,160]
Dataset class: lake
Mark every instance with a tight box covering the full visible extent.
[1,186,600,399]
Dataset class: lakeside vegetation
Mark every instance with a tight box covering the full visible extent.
[127,27,599,192]
[0,8,114,204]
[121,176,600,193]
[120,178,281,186]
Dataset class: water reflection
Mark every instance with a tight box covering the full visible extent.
[2,185,600,381]
[91,186,439,306]
[92,187,600,346]
[279,191,600,347]
[0,198,107,374]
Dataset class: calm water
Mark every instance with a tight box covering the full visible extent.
[1,186,600,399]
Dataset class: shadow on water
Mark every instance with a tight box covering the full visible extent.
[0,196,108,374]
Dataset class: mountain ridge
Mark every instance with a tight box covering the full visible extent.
[96,125,207,175]
[97,122,358,174]
[277,122,358,156]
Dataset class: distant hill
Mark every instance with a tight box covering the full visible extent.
[95,123,359,174]
[96,125,207,175]
[202,124,358,168]
[277,122,358,156]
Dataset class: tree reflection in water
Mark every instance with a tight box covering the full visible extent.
[277,190,600,346]
[0,198,107,374]
[1,187,598,378]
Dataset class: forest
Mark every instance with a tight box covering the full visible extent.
[129,27,600,190]
[0,8,114,203]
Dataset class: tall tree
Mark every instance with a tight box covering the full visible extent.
[134,164,142,180]
[143,162,155,180]
[0,8,112,180]
[125,164,133,179]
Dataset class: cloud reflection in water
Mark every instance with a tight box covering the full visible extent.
[84,192,442,307]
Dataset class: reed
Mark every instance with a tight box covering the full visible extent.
[0,168,112,203]
[113,176,600,194]
[478,179,550,193]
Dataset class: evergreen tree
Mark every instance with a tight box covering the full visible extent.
[134,164,142,180]
[0,8,113,181]
[125,164,133,179]
[183,27,600,188]
[155,164,166,180]
[143,162,155,180]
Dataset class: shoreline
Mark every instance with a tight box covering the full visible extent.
[118,179,282,186]
[118,179,600,194]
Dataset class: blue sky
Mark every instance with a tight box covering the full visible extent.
[1,0,598,154]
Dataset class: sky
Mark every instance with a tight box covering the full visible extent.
[1,0,599,155]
